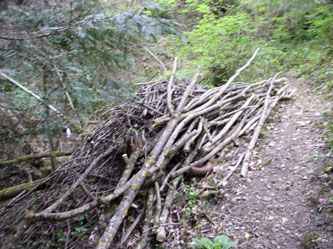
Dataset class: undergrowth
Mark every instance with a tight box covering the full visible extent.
[158,0,333,88]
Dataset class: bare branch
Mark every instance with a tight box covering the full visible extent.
[167,57,178,114]
[241,73,279,177]
[144,46,167,72]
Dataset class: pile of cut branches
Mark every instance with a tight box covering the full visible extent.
[0,49,295,249]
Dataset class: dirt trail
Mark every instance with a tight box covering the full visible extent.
[172,77,333,249]
[210,77,333,248]
[152,76,332,249]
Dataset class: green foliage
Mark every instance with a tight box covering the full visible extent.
[185,186,201,208]
[0,1,177,145]
[301,232,319,249]
[322,108,333,152]
[191,235,238,249]
[305,6,333,47]
[159,0,333,85]
[1,1,177,110]
[179,186,201,222]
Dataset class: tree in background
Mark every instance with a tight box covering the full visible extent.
[0,0,177,170]
[158,0,332,85]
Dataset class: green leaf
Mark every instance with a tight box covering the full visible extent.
[282,217,288,223]
[200,238,214,249]
[214,235,238,249]
[305,169,314,174]
[192,238,203,247]
[214,235,228,245]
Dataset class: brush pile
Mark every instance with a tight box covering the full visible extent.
[1,49,295,249]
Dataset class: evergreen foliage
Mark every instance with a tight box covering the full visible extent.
[0,0,178,150]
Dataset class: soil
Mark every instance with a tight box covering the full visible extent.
[210,77,333,249]
[160,77,333,249]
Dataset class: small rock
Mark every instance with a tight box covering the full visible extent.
[263,196,272,201]
[245,232,252,239]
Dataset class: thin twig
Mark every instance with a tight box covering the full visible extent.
[144,46,167,72]
[121,212,143,245]
[167,57,178,114]
[241,73,279,177]
[0,72,61,114]
[65,220,71,249]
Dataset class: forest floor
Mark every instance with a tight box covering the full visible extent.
[161,76,333,249]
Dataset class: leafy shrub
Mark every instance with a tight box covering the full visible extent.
[191,235,238,249]
[159,0,333,85]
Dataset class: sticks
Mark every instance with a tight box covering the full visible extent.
[176,67,200,112]
[121,212,143,246]
[156,176,182,242]
[5,48,295,249]
[134,188,155,249]
[219,153,245,187]
[144,46,167,72]
[95,178,143,249]
[167,57,178,115]
[42,145,115,213]
[240,73,279,177]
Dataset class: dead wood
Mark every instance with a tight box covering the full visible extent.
[0,151,72,166]
[189,156,219,176]
[156,176,182,242]
[241,73,278,177]
[0,48,295,249]
[0,179,42,201]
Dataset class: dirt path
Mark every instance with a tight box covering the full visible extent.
[207,78,333,249]
[167,77,333,249]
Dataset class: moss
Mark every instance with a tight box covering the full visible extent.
[327,207,333,215]
[280,98,296,105]
[259,132,265,138]
[307,196,320,208]
[301,232,319,249]
[40,167,52,177]
[319,188,329,195]
[0,181,40,201]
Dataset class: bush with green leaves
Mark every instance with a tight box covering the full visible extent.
[158,0,333,85]
[322,108,333,152]
[191,235,238,249]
